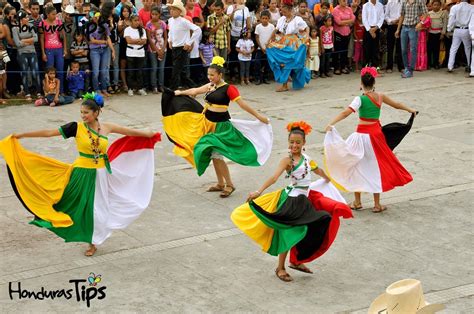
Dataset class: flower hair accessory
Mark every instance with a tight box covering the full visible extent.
[83,92,104,108]
[361,66,378,78]
[211,56,225,67]
[286,121,312,135]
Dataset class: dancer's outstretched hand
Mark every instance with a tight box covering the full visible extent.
[325,125,334,132]
[247,191,261,202]
[12,133,21,139]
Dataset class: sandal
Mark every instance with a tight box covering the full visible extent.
[289,263,313,274]
[276,86,289,92]
[275,268,293,282]
[206,184,225,192]
[372,205,387,213]
[220,185,235,198]
[85,245,97,257]
[350,201,363,211]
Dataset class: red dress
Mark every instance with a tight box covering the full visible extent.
[415,16,431,71]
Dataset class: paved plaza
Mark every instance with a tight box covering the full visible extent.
[0,70,473,312]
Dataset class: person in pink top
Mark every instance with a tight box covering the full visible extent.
[415,15,431,71]
[332,0,355,75]
[39,5,67,93]
[138,0,153,26]
[186,0,204,23]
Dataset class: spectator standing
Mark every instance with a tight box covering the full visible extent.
[427,0,446,69]
[332,0,355,75]
[320,15,334,77]
[118,5,132,91]
[395,0,428,78]
[315,2,331,28]
[361,0,384,68]
[268,0,280,26]
[146,5,167,93]
[139,0,154,26]
[254,10,274,84]
[236,30,254,85]
[207,1,231,60]
[66,60,88,98]
[469,6,473,78]
[446,0,472,73]
[13,10,41,101]
[124,14,148,96]
[199,30,215,82]
[115,0,138,16]
[70,31,90,92]
[385,0,403,72]
[296,1,316,29]
[3,6,22,96]
[227,0,252,81]
[87,9,115,96]
[167,0,202,89]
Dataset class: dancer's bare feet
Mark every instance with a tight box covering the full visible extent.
[85,244,97,256]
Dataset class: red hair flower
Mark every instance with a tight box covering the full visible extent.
[361,66,378,78]
[286,121,312,135]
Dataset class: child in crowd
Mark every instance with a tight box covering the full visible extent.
[0,43,7,105]
[353,9,364,72]
[415,14,431,71]
[315,2,331,28]
[254,10,274,85]
[70,31,90,92]
[124,14,148,96]
[13,10,41,101]
[67,61,89,99]
[236,30,254,85]
[35,67,74,106]
[199,31,215,84]
[320,15,334,78]
[428,0,446,69]
[39,6,67,93]
[306,27,321,79]
[146,5,167,93]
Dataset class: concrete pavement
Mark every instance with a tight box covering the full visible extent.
[0,69,473,312]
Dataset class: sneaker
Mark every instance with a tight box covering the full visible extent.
[138,88,147,96]
[401,70,413,78]
[128,89,134,96]
[25,94,32,101]
[152,88,159,94]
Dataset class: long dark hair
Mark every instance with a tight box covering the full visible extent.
[130,14,144,38]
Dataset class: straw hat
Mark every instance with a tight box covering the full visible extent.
[169,0,186,17]
[368,279,445,314]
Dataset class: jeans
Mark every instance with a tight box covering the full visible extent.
[239,60,251,78]
[45,93,75,105]
[148,51,166,88]
[17,52,41,95]
[45,48,65,93]
[69,90,84,99]
[127,56,145,90]
[320,49,332,74]
[90,47,111,92]
[110,43,120,86]
[401,26,419,72]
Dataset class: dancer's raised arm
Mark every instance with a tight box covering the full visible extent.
[13,129,61,139]
[235,98,270,124]
[174,83,212,97]
[247,157,290,202]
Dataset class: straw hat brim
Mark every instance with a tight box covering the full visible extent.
[368,293,446,314]
[169,3,186,16]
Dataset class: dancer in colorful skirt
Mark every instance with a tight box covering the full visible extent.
[0,93,161,256]
[231,121,352,282]
[161,56,272,198]
[324,66,417,213]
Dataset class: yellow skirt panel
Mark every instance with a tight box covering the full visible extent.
[0,136,73,227]
[231,190,282,252]
[162,112,216,167]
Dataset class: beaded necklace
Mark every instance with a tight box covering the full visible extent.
[286,153,309,183]
[86,121,101,164]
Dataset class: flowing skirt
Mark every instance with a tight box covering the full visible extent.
[0,134,161,245]
[231,179,353,264]
[267,34,311,89]
[161,89,273,176]
[324,124,413,193]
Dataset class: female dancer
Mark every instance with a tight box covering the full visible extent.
[162,56,272,198]
[324,67,417,212]
[232,122,352,282]
[0,93,160,256]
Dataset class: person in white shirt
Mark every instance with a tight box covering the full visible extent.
[254,10,275,85]
[227,0,251,80]
[124,14,148,96]
[446,0,472,73]
[362,0,384,68]
[385,0,403,72]
[236,30,255,85]
[469,6,474,78]
[167,0,202,89]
